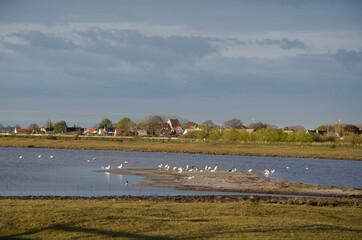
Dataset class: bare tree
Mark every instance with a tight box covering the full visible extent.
[224,118,244,129]
[45,120,52,128]
[28,123,39,130]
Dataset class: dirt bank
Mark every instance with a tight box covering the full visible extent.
[96,168,362,198]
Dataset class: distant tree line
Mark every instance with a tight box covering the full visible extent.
[1,115,361,144]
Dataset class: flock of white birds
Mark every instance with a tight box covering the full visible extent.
[17,153,308,186]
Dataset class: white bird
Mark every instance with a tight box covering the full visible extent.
[158,164,163,168]
[164,165,170,171]
[305,167,309,170]
[117,164,123,169]
[87,160,91,163]
[231,168,237,172]
[178,168,183,173]
[286,166,290,169]
[50,155,53,159]
[187,176,194,180]
[105,165,110,170]
[38,154,41,158]
[204,165,208,170]
[248,169,253,172]
[92,157,96,160]
[199,170,203,172]
[125,181,128,185]
[19,155,23,159]
[264,169,270,177]
[124,161,128,164]
[270,169,275,174]
[101,166,105,169]
[185,165,189,170]
[210,166,217,172]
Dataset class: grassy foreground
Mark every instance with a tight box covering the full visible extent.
[0,198,361,239]
[0,135,362,160]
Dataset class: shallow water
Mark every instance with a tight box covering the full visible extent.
[0,147,361,196]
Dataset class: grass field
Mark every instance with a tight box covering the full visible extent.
[0,198,361,239]
[0,135,361,160]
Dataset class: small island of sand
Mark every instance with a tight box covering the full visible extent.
[95,168,362,197]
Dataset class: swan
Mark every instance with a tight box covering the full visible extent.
[158,164,163,168]
[231,168,237,172]
[117,164,123,169]
[38,154,41,158]
[50,155,53,159]
[270,169,275,174]
[248,169,253,172]
[210,166,217,172]
[19,155,22,159]
[124,161,128,164]
[105,165,110,170]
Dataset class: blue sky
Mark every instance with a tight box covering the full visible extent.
[0,0,361,129]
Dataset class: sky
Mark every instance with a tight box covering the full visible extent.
[0,0,361,129]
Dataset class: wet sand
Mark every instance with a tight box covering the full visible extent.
[96,168,362,197]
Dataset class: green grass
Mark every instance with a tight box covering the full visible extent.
[1,135,362,160]
[0,199,361,239]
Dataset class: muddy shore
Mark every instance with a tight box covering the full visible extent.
[95,168,362,198]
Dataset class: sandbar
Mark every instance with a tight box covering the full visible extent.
[95,168,362,197]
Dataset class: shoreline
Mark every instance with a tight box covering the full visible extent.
[96,168,362,198]
[1,136,362,161]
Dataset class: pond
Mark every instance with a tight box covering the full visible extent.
[0,147,361,196]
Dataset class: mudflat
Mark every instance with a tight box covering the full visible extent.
[97,168,362,197]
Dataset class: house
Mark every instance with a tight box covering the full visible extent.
[167,119,181,130]
[137,129,147,137]
[15,127,41,134]
[183,125,201,135]
[155,128,170,137]
[83,128,97,135]
[98,127,115,135]
[172,126,184,135]
[40,127,54,133]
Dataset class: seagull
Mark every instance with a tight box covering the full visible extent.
[117,164,123,169]
[248,169,253,172]
[105,165,110,170]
